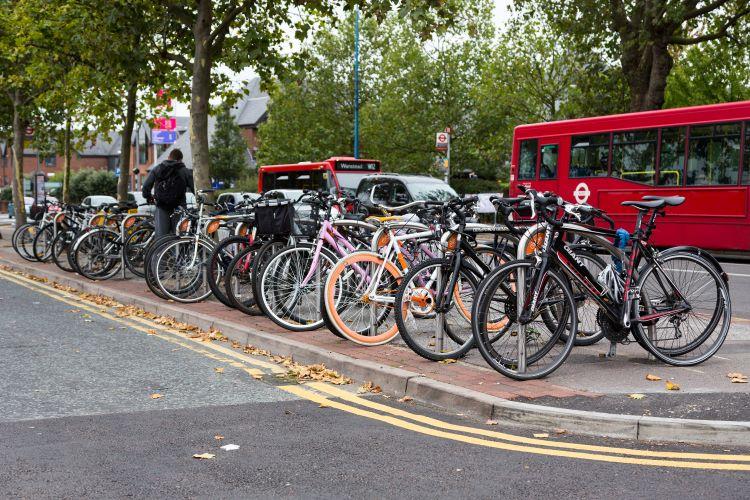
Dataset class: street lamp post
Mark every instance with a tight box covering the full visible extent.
[353,6,360,159]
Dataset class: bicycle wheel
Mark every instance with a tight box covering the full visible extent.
[16,224,40,261]
[257,243,337,332]
[323,251,402,345]
[51,229,76,272]
[32,223,55,262]
[154,238,214,303]
[123,226,154,278]
[208,235,253,308]
[633,251,731,366]
[144,235,179,300]
[472,260,577,380]
[72,229,122,280]
[394,258,478,360]
[250,237,292,304]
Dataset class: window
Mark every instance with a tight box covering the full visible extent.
[687,122,740,185]
[570,134,609,177]
[743,123,750,185]
[539,144,558,179]
[408,182,458,202]
[658,127,686,186]
[392,182,410,204]
[518,139,537,180]
[612,129,657,185]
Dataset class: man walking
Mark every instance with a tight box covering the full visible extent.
[142,149,194,237]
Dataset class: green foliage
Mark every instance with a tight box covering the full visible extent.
[0,186,12,202]
[233,172,259,193]
[449,178,506,195]
[68,169,117,203]
[209,104,250,184]
[665,34,750,108]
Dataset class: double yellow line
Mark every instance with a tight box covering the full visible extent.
[2,265,749,471]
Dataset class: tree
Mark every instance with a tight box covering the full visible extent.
[209,104,248,184]
[516,0,750,111]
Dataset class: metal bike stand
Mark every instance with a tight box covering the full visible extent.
[120,214,139,280]
[435,267,445,354]
[516,266,526,374]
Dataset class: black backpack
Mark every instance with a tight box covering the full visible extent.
[154,162,186,209]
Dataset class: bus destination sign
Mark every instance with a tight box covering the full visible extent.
[334,161,380,172]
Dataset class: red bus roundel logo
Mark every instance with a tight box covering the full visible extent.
[574,182,590,204]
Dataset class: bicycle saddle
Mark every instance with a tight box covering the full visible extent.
[621,196,685,210]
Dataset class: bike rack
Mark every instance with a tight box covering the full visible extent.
[120,214,144,280]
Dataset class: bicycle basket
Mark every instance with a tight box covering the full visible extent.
[254,201,294,236]
[292,202,320,238]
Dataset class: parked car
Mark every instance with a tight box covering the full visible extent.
[355,174,458,214]
[216,192,260,207]
[82,195,118,208]
[127,192,155,214]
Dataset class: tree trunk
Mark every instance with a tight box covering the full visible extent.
[117,84,138,202]
[10,92,27,226]
[62,112,72,203]
[622,41,673,112]
[189,0,213,197]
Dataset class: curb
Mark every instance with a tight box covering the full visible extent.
[2,255,749,447]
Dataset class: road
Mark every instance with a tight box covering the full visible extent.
[0,272,749,498]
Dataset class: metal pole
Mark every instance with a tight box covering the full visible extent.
[353,6,360,159]
[134,123,140,191]
[445,136,450,184]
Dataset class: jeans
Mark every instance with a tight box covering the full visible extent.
[154,207,175,238]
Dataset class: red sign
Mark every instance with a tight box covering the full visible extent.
[153,117,176,130]
[25,127,34,136]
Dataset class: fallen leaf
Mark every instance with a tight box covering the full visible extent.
[665,381,680,391]
[214,367,224,374]
[252,374,263,380]
[193,453,215,460]
[150,393,163,399]
[146,329,157,335]
[358,381,382,394]
[485,419,499,426]
[731,377,748,384]
[646,374,662,381]
[553,428,567,435]
[727,372,747,380]
[220,444,240,451]
[214,435,224,441]
[398,396,413,403]
[318,403,330,408]
[438,359,457,364]
[533,433,549,438]
[628,393,645,400]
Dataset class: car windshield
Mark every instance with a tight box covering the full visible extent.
[337,173,371,196]
[409,182,458,202]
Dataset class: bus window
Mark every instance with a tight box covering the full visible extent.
[570,134,609,177]
[518,139,537,180]
[687,122,741,185]
[743,123,750,185]
[539,144,558,179]
[658,127,686,186]
[612,129,657,185]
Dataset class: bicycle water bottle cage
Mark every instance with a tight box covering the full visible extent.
[612,228,630,273]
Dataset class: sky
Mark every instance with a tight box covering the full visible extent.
[171,0,512,117]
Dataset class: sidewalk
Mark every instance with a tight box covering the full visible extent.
[1,229,748,446]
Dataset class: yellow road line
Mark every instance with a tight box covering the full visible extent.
[0,269,275,379]
[280,384,750,471]
[308,382,750,462]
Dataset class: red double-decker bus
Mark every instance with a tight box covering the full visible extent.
[509,100,750,252]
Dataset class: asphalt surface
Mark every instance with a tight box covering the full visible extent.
[1,275,750,498]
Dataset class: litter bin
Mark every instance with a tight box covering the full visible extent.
[8,202,14,218]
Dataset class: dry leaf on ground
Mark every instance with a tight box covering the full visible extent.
[214,435,224,441]
[553,428,567,435]
[727,372,747,381]
[645,374,662,381]
[193,453,215,460]
[146,329,157,335]
[398,396,413,403]
[533,433,549,438]
[214,367,224,374]
[318,403,330,408]
[665,381,680,391]
[485,420,499,426]
[358,381,382,394]
[438,359,457,364]
[150,393,164,399]
[628,393,645,400]
[730,377,748,384]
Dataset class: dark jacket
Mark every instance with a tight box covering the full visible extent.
[142,160,195,209]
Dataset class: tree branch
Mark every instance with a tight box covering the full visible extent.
[681,0,730,21]
[668,7,750,44]
[163,1,195,25]
[609,0,632,31]
[209,0,251,47]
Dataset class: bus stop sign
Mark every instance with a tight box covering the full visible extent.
[435,132,449,152]
[574,182,590,204]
